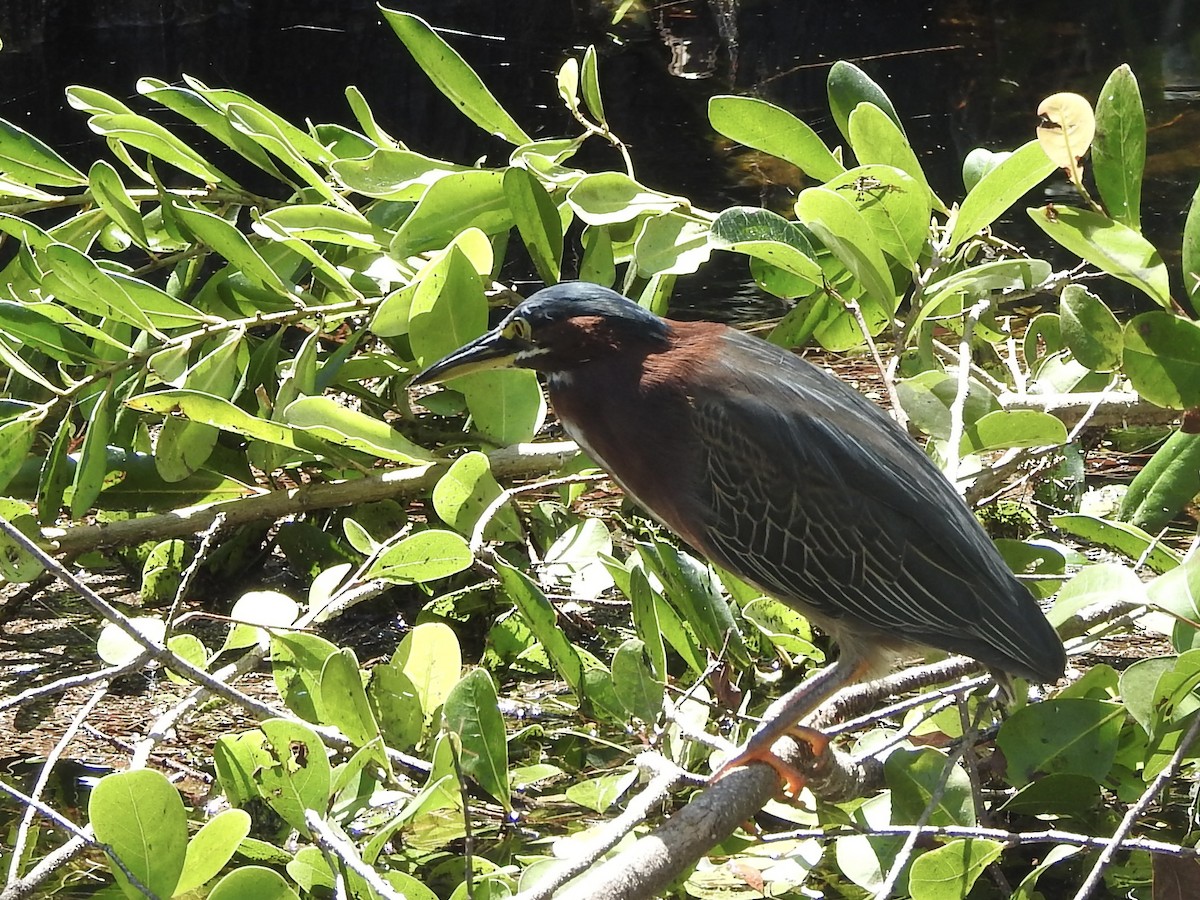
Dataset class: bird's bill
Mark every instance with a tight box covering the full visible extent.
[410,329,520,386]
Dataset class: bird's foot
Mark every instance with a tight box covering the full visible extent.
[709,724,830,799]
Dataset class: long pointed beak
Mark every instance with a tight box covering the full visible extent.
[410,328,522,386]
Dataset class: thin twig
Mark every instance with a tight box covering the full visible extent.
[1071,708,1200,899]
[0,781,154,900]
[7,685,108,885]
[303,810,406,900]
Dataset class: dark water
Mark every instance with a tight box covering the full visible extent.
[1,0,1199,319]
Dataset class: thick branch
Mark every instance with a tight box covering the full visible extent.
[41,442,578,556]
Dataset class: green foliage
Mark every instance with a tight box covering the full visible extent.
[3,11,1200,898]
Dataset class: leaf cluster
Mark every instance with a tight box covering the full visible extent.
[4,9,1200,899]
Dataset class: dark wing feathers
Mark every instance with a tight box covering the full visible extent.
[686,331,1064,682]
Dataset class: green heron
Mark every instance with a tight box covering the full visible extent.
[413,282,1066,789]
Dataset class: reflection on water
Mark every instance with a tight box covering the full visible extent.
[0,1,1197,319]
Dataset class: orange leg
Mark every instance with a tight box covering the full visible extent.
[710,656,871,796]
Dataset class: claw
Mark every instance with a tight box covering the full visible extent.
[709,724,831,799]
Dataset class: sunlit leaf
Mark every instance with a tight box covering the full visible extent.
[283,396,434,464]
[949,141,1054,252]
[89,770,187,899]
[1120,430,1200,533]
[1093,65,1145,230]
[997,698,1122,786]
[708,95,843,182]
[381,9,531,145]
[1028,204,1169,308]
[1060,284,1122,371]
[1122,311,1200,408]
[1036,92,1096,168]
[444,669,511,809]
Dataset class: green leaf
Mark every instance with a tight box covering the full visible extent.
[320,648,381,746]
[224,590,300,653]
[907,839,1005,900]
[381,9,531,145]
[495,558,584,698]
[96,615,165,666]
[795,186,894,304]
[504,166,563,284]
[1051,513,1181,574]
[0,500,42,582]
[847,103,942,213]
[127,389,309,451]
[997,698,1124,786]
[272,631,339,723]
[580,45,607,125]
[1093,64,1145,231]
[345,84,398,148]
[566,172,684,225]
[886,748,975,826]
[1048,562,1147,628]
[88,160,148,246]
[564,769,639,814]
[639,540,749,666]
[1120,429,1200,533]
[1061,284,1122,370]
[70,386,113,518]
[960,409,1067,455]
[896,370,999,441]
[1028,205,1170,308]
[36,413,73,521]
[392,621,462,728]
[363,529,474,584]
[87,113,227,183]
[174,809,252,896]
[169,200,290,294]
[0,411,39,495]
[367,662,423,750]
[1147,556,1200,652]
[331,147,471,201]
[634,213,712,276]
[283,396,434,464]
[431,451,522,543]
[913,258,1051,337]
[89,769,187,899]
[825,164,930,268]
[580,225,616,286]
[255,204,380,249]
[1183,181,1200,314]
[209,865,300,900]
[40,243,204,334]
[950,141,1055,251]
[136,78,288,179]
[611,638,664,721]
[1000,773,1102,816]
[0,300,99,363]
[444,668,511,809]
[828,61,903,144]
[710,206,822,287]
[391,170,511,257]
[708,95,843,182]
[0,118,86,187]
[1122,311,1200,408]
[257,718,332,831]
[226,102,340,203]
[961,147,1009,192]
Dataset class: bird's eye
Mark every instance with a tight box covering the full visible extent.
[503,316,533,342]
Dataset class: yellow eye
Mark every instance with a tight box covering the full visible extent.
[503,316,533,341]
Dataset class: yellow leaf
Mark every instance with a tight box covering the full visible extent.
[1036,92,1096,168]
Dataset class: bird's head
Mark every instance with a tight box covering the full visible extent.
[411,282,672,385]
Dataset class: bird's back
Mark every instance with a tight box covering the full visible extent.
[551,320,1065,684]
